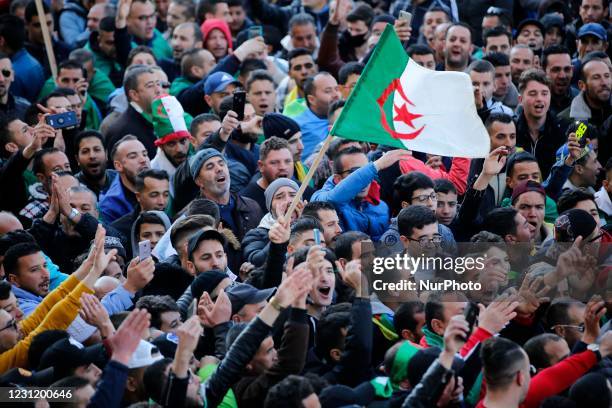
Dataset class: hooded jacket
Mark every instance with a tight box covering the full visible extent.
[129,210,172,258]
[241,213,275,268]
[201,19,233,53]
[311,163,389,241]
[99,175,137,224]
[58,0,89,48]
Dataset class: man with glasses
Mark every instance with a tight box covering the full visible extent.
[382,172,456,256]
[104,65,163,160]
[0,54,30,120]
[312,146,407,241]
[117,0,172,61]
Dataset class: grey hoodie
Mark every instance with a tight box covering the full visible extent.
[130,211,172,258]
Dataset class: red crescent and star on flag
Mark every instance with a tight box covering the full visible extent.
[376,78,425,140]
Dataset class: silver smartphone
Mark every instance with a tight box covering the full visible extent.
[313,228,321,246]
[398,10,413,26]
[138,240,151,260]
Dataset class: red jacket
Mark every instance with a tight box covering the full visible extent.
[399,156,471,195]
[475,350,599,408]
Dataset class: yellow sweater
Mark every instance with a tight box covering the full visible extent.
[0,275,93,372]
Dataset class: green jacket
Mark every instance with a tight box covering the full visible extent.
[38,76,105,130]
[170,76,194,96]
[84,42,122,81]
[132,29,172,61]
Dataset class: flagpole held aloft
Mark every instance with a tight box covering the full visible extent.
[285,134,334,220]
[34,0,57,79]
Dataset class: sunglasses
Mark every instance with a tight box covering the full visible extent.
[1,69,11,78]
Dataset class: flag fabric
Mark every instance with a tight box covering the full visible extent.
[330,25,490,158]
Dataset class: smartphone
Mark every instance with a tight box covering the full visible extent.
[248,25,263,39]
[45,111,78,129]
[575,122,588,146]
[398,10,413,26]
[313,228,321,246]
[232,90,246,121]
[461,302,479,341]
[138,240,151,260]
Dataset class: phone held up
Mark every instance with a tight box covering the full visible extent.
[398,10,413,26]
[45,111,78,130]
[232,90,246,121]
[138,240,151,261]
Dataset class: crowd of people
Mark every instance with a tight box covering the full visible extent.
[0,0,610,406]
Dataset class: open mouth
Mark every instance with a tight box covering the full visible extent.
[259,104,268,111]
[318,286,331,296]
[216,175,226,183]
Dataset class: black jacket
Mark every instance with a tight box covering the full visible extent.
[159,58,180,83]
[225,194,263,274]
[104,105,157,160]
[242,226,270,268]
[28,213,100,273]
[0,94,30,120]
[177,55,242,117]
[246,240,287,289]
[111,206,141,259]
[233,308,309,407]
[304,297,373,387]
[0,150,30,216]
[201,317,278,408]
[515,108,566,179]
[250,0,329,35]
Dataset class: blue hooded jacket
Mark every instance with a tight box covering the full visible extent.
[311,162,389,241]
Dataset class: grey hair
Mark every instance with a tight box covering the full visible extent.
[123,64,156,101]
[68,185,98,205]
[289,13,315,31]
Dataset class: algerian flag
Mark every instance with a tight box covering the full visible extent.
[331,25,490,158]
[151,94,190,146]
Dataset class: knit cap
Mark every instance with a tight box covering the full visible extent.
[262,113,301,140]
[151,94,190,147]
[264,177,299,212]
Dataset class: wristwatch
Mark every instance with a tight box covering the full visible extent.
[587,343,602,361]
[68,208,80,222]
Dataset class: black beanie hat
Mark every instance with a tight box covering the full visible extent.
[262,113,301,140]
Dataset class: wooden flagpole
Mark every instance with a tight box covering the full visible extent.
[34,0,57,79]
[285,134,334,219]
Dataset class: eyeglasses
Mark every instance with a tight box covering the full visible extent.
[160,81,171,89]
[550,324,585,333]
[0,319,17,332]
[407,235,443,246]
[339,166,361,176]
[412,192,437,203]
[0,69,11,78]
